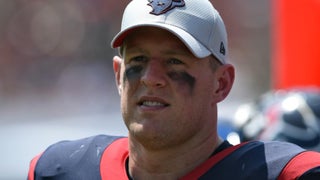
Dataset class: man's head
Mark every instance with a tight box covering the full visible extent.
[111,0,228,64]
[111,0,234,149]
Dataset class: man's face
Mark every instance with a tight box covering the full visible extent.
[115,27,222,149]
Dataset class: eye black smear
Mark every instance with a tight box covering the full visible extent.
[167,71,195,93]
[124,66,143,82]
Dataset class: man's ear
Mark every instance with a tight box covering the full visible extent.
[113,56,122,95]
[214,64,235,102]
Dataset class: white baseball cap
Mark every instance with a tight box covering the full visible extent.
[111,0,228,64]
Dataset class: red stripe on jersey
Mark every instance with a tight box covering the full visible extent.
[278,151,320,180]
[180,142,248,179]
[100,137,129,180]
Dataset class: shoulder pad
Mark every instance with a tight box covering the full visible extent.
[35,135,123,179]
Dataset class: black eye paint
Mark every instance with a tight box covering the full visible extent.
[167,71,195,94]
[124,65,143,83]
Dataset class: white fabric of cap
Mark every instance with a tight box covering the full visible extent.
[111,0,228,64]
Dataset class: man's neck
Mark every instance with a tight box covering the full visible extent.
[128,134,223,180]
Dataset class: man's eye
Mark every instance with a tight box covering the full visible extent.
[168,58,183,65]
[131,56,147,63]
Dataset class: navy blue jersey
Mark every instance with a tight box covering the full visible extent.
[28,135,320,180]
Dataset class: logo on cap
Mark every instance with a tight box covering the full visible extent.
[220,42,226,55]
[148,0,185,15]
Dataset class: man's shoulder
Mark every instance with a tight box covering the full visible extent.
[44,134,124,151]
[239,140,306,169]
[247,140,305,154]
[40,135,125,158]
[199,140,308,179]
[235,140,306,160]
[34,135,126,178]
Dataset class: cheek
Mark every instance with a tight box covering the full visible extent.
[167,71,196,94]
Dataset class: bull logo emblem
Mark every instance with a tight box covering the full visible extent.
[148,0,185,15]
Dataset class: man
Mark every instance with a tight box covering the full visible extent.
[28,0,320,179]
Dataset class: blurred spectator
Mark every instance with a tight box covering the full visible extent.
[234,87,320,151]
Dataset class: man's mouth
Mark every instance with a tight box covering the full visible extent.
[138,97,170,108]
[140,101,168,107]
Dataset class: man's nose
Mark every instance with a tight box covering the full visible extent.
[140,60,166,88]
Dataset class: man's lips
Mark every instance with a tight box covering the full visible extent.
[137,97,170,108]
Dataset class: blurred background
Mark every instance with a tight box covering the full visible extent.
[0,0,277,179]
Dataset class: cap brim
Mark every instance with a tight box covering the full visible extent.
[111,23,211,58]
